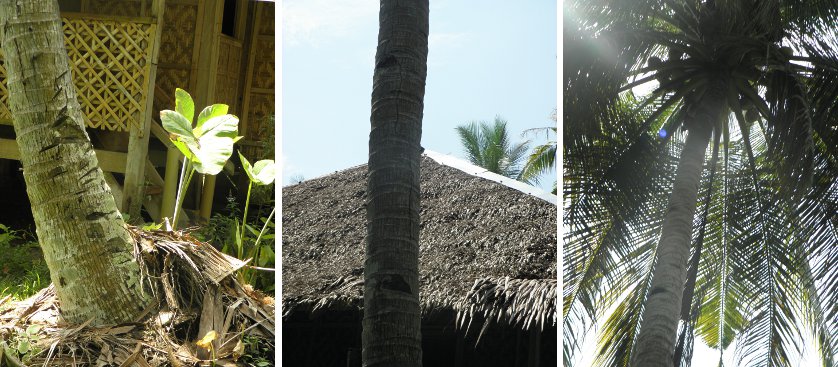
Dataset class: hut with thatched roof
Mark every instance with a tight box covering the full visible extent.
[282,151,557,367]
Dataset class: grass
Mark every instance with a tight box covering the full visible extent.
[0,224,50,303]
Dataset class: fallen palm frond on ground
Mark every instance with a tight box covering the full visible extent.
[0,226,275,367]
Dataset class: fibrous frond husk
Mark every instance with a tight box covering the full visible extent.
[0,226,274,366]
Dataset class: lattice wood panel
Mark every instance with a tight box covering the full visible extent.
[63,16,155,131]
[0,50,11,121]
[0,15,155,132]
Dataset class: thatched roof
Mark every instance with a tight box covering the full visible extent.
[282,152,557,332]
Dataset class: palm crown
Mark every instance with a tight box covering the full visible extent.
[456,117,530,181]
[564,1,837,366]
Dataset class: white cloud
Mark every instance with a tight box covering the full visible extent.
[282,0,378,46]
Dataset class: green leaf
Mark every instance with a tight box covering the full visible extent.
[17,340,28,355]
[258,246,274,266]
[195,104,229,136]
[191,136,234,175]
[245,223,260,236]
[239,152,276,185]
[197,114,239,139]
[160,110,194,140]
[250,160,276,185]
[25,325,40,336]
[171,139,196,162]
[174,88,195,123]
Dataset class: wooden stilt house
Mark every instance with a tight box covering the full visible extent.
[0,0,275,223]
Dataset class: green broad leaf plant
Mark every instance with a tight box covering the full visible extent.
[160,88,242,228]
[237,152,275,284]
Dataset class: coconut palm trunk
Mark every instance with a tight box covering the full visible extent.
[362,0,428,366]
[630,88,725,367]
[0,0,150,325]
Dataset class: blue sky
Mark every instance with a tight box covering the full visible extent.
[281,0,557,191]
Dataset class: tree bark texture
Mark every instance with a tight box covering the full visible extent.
[630,88,726,367]
[362,1,428,366]
[0,0,150,325]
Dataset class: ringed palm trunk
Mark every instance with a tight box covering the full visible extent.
[362,1,428,366]
[0,0,150,325]
[630,88,726,367]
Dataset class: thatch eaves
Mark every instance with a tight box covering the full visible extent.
[282,152,557,332]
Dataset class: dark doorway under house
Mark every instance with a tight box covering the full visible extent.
[0,158,35,234]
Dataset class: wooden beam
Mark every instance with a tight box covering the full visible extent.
[103,172,123,206]
[0,138,127,173]
[60,12,156,24]
[150,120,175,148]
[123,0,166,222]
[233,0,249,41]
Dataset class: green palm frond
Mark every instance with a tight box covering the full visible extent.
[520,123,557,185]
[564,0,838,365]
[455,117,530,181]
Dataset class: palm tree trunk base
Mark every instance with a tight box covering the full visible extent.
[0,227,276,366]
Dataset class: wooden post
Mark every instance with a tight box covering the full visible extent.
[527,329,541,367]
[198,174,217,221]
[123,0,166,221]
[192,0,224,221]
[161,146,180,220]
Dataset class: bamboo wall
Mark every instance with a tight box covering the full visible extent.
[240,1,275,160]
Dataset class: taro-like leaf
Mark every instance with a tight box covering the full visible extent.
[161,95,240,175]
[238,152,276,185]
[195,104,230,137]
[192,136,234,175]
[160,110,194,141]
[175,88,195,123]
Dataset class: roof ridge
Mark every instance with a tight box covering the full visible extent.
[422,150,557,205]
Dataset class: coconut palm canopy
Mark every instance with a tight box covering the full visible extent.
[282,152,557,333]
[455,117,531,181]
[564,1,837,366]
